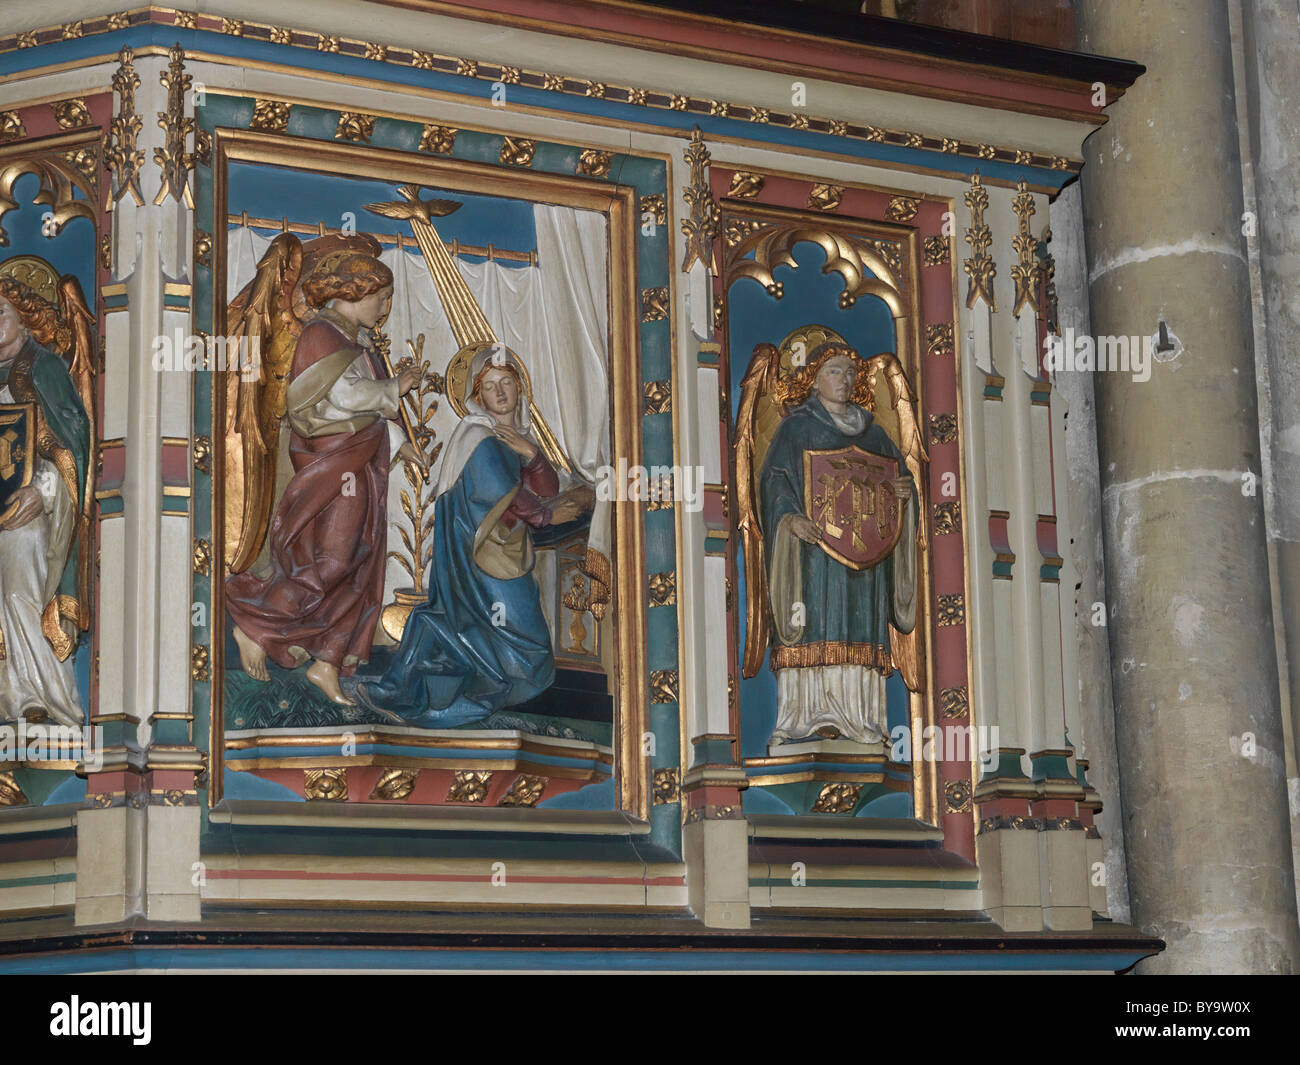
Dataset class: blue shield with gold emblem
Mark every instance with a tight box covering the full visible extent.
[0,402,36,526]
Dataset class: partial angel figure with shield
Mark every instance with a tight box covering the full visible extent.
[0,260,95,728]
[357,342,594,727]
[738,325,928,747]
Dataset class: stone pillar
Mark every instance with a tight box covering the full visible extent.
[1077,0,1300,973]
[1240,0,1300,884]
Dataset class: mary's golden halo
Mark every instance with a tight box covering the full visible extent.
[445,340,535,419]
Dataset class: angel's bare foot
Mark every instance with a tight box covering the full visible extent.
[306,659,355,706]
[233,626,270,682]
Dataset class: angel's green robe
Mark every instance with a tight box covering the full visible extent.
[758,395,917,744]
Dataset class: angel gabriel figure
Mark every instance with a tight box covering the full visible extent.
[0,265,95,728]
[738,327,928,747]
[223,234,427,706]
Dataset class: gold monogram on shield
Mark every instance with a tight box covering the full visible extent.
[812,455,894,552]
[0,427,23,480]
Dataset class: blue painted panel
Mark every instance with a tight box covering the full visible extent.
[741,786,795,815]
[857,790,912,818]
[227,162,538,260]
[42,775,86,805]
[536,777,615,810]
[2,173,95,303]
[222,770,306,802]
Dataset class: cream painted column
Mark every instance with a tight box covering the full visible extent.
[995,185,1048,765]
[981,185,1026,765]
[1014,185,1091,933]
[1079,0,1300,973]
[956,175,1003,772]
[677,140,748,930]
[76,50,201,925]
[966,177,1043,933]
[1050,181,1130,922]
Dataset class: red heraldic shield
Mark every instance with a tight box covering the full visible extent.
[802,445,904,570]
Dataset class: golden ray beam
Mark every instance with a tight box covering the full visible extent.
[366,186,571,473]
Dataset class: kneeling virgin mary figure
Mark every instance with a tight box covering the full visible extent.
[359,345,587,727]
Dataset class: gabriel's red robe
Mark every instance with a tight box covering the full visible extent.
[226,315,392,673]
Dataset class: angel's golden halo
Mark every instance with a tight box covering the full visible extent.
[778,323,848,375]
[310,250,354,280]
[444,340,536,419]
[0,254,59,307]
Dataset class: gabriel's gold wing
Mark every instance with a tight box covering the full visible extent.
[864,351,930,693]
[737,341,783,678]
[224,233,304,572]
[55,274,96,631]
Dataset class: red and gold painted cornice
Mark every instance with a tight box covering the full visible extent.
[0,8,1094,178]
[375,0,1142,123]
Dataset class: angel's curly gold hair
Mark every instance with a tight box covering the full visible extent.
[775,341,875,413]
[301,252,393,308]
[0,277,69,352]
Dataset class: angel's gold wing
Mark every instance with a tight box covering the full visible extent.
[863,351,929,541]
[737,341,782,679]
[863,351,930,694]
[55,273,96,631]
[224,233,304,572]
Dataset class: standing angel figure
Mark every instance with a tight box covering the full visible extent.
[226,248,425,706]
[739,334,928,747]
[0,273,94,728]
[358,344,591,727]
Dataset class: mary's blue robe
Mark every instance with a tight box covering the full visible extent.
[362,433,555,727]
